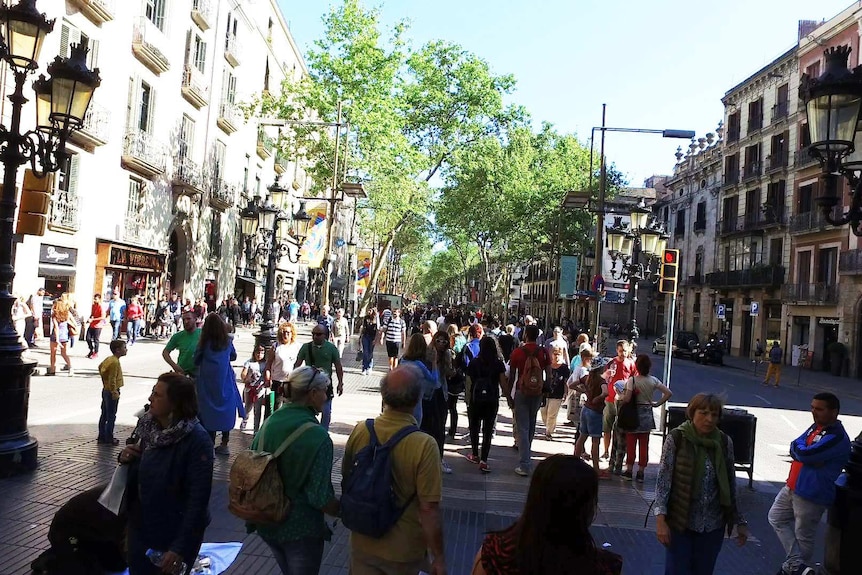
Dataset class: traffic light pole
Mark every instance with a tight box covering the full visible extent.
[660,290,677,432]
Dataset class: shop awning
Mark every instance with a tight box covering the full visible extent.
[235,274,262,286]
[38,264,76,276]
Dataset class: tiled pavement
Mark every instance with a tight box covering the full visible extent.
[0,325,794,574]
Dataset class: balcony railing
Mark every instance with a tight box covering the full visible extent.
[748,116,763,134]
[68,101,110,150]
[225,34,241,67]
[68,0,115,24]
[794,149,818,168]
[48,192,79,231]
[687,274,704,286]
[256,130,274,159]
[722,170,739,187]
[274,153,290,175]
[191,0,212,30]
[706,265,785,288]
[217,99,242,134]
[771,101,789,123]
[237,267,258,281]
[124,213,144,242]
[122,128,166,177]
[743,161,761,181]
[172,156,205,196]
[839,249,862,274]
[766,153,788,172]
[132,17,170,74]
[789,207,843,234]
[782,282,839,305]
[181,65,209,108]
[209,179,236,211]
[719,210,785,235]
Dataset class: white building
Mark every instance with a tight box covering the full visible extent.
[8,0,310,312]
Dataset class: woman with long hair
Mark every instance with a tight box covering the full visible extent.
[266,322,300,409]
[464,336,506,473]
[400,332,436,426]
[240,344,269,433]
[429,331,455,473]
[194,314,245,455]
[359,308,379,375]
[48,293,73,376]
[472,455,622,574]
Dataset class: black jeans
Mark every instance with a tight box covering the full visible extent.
[86,326,102,355]
[468,401,499,462]
[420,388,447,458]
[446,393,459,436]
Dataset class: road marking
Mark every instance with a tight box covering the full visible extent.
[754,394,772,406]
[780,414,795,428]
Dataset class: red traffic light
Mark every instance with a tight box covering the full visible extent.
[664,250,677,264]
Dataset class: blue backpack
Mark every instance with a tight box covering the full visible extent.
[340,419,419,538]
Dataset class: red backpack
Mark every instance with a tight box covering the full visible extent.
[518,347,545,396]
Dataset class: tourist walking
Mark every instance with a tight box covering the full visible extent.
[464,336,506,473]
[294,325,344,430]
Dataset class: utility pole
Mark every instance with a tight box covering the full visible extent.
[320,101,342,308]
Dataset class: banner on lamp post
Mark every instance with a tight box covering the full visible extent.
[299,201,329,269]
[558,255,579,297]
[355,249,372,299]
[601,213,630,303]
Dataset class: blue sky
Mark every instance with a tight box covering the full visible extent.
[277,0,853,186]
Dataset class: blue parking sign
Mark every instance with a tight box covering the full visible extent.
[717,304,726,320]
[750,302,759,317]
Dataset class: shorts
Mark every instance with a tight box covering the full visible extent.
[386,341,400,358]
[603,401,617,433]
[580,407,604,438]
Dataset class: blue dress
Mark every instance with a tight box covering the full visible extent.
[194,343,246,432]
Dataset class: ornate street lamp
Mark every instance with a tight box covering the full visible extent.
[799,45,862,235]
[240,182,311,349]
[0,0,100,476]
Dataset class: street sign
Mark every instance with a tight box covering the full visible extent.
[717,304,726,320]
[750,302,759,317]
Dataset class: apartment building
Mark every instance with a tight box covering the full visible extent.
[9,0,309,311]
[654,129,722,340]
[715,47,797,357]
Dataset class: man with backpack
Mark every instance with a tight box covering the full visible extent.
[341,364,446,575]
[505,324,551,477]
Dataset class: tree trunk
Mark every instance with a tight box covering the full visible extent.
[357,226,401,317]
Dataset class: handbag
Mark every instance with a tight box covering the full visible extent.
[67,320,78,337]
[616,377,640,431]
[97,464,129,516]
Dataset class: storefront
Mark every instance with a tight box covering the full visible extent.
[94,240,166,303]
[38,243,78,299]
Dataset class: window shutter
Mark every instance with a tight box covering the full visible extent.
[184,29,191,68]
[60,24,69,57]
[126,76,139,129]
[68,154,80,199]
[88,38,99,69]
[148,88,156,133]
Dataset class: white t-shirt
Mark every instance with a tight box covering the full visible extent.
[271,341,301,381]
[567,365,589,389]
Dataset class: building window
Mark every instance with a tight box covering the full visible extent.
[222,71,237,104]
[213,140,226,182]
[693,292,701,313]
[179,115,195,159]
[748,98,763,132]
[694,201,706,231]
[60,22,99,67]
[145,0,166,31]
[818,247,837,285]
[138,81,152,132]
[193,34,206,72]
[674,209,685,235]
[727,112,740,143]
[770,238,783,266]
[210,213,222,258]
[49,154,80,230]
[805,61,821,79]
[127,178,145,220]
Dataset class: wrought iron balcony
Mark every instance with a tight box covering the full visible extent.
[743,161,761,181]
[706,265,785,289]
[181,66,209,109]
[257,130,274,160]
[782,282,839,305]
[225,34,241,67]
[839,249,862,274]
[788,207,843,234]
[217,100,242,134]
[48,192,79,232]
[132,17,170,75]
[124,213,145,243]
[122,128,166,178]
[191,0,212,30]
[274,153,290,175]
[771,100,789,123]
[719,210,785,235]
[766,153,788,173]
[68,0,115,24]
[794,149,818,168]
[209,179,236,211]
[172,156,205,197]
[68,101,110,150]
[236,267,258,281]
[722,170,740,187]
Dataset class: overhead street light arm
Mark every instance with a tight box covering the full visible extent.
[594,127,696,139]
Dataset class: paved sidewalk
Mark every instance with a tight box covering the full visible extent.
[0,324,796,575]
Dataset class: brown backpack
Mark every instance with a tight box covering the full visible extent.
[518,347,545,396]
[227,421,316,525]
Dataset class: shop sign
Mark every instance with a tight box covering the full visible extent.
[39,244,77,266]
[818,317,840,326]
[109,246,165,271]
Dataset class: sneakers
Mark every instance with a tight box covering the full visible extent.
[466,453,480,464]
[636,470,645,482]
[514,466,529,477]
[214,445,230,456]
[442,461,453,474]
[479,461,490,473]
[621,469,633,481]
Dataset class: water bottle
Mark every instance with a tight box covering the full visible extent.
[145,549,187,575]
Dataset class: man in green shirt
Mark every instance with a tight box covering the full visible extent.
[294,326,344,430]
[162,310,201,377]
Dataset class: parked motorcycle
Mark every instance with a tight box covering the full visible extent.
[695,337,724,365]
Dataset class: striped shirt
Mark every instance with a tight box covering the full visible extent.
[383,317,406,343]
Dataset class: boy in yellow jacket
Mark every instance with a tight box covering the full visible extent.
[97,340,127,445]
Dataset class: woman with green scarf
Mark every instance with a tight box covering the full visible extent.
[653,393,749,574]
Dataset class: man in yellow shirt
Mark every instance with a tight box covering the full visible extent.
[97,340,126,445]
[343,364,447,575]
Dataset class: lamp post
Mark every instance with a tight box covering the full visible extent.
[798,44,862,575]
[587,105,694,351]
[605,198,668,344]
[0,0,100,476]
[240,182,311,350]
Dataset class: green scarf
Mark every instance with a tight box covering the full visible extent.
[677,420,731,508]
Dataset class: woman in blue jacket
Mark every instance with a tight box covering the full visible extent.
[194,314,245,454]
[119,372,214,574]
